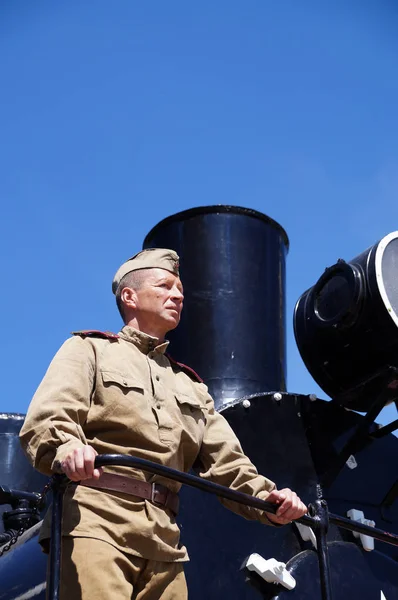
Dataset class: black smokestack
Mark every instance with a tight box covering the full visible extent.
[143,205,289,408]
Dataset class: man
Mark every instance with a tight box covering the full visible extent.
[20,248,307,600]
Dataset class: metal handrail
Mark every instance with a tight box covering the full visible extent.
[48,454,398,600]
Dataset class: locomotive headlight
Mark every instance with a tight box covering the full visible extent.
[312,261,364,329]
[294,232,398,411]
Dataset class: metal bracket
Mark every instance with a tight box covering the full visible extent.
[322,367,398,488]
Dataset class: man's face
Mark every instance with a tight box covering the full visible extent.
[130,268,184,337]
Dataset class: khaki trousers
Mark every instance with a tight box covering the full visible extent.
[54,537,187,600]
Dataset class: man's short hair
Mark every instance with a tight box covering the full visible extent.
[115,269,152,322]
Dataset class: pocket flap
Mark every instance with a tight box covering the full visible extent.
[101,370,145,391]
[175,393,208,411]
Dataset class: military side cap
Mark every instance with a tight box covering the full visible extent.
[112,248,180,294]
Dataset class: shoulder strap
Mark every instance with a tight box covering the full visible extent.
[72,330,119,340]
[166,353,203,383]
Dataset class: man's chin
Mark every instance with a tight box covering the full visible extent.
[165,314,180,329]
[169,314,180,326]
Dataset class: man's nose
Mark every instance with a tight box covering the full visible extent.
[172,288,184,301]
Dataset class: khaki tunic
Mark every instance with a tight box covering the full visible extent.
[19,326,276,562]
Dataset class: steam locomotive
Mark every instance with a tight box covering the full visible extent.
[0,206,397,599]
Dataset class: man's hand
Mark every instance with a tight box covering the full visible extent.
[265,488,307,525]
[61,445,103,481]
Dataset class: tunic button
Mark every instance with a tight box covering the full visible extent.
[156,403,161,409]
[155,375,160,381]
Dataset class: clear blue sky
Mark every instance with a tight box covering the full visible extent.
[1,1,397,430]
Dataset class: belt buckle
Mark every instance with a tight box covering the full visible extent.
[151,483,163,506]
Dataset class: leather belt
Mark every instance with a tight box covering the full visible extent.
[80,472,179,515]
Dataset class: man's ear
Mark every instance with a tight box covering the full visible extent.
[120,287,137,310]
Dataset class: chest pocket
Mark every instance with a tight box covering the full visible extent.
[98,370,147,422]
[175,393,207,415]
[175,393,207,434]
[101,370,145,394]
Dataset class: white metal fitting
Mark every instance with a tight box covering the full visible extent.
[295,522,317,549]
[346,455,358,470]
[242,399,251,409]
[273,392,282,402]
[347,509,375,551]
[243,554,296,590]
[309,394,317,401]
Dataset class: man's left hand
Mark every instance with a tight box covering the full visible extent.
[265,488,307,525]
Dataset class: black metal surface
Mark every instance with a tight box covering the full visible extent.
[144,205,290,249]
[0,525,47,600]
[273,543,387,600]
[381,480,398,520]
[0,414,48,533]
[365,550,398,600]
[144,205,289,408]
[329,514,398,547]
[0,485,41,506]
[48,475,66,600]
[294,232,398,410]
[320,377,394,488]
[370,419,398,439]
[311,500,333,600]
[300,395,398,562]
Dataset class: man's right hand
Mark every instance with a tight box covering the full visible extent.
[61,445,103,481]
